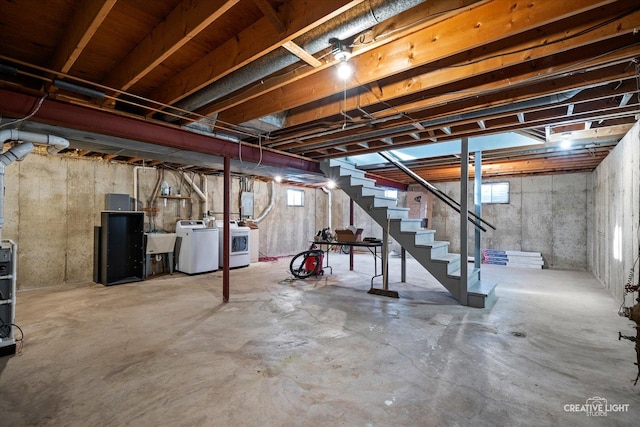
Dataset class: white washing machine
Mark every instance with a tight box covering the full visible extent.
[215,220,250,268]
[175,220,219,274]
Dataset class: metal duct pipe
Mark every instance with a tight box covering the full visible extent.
[0,129,69,155]
[290,89,584,152]
[321,186,332,231]
[172,0,427,116]
[254,180,275,223]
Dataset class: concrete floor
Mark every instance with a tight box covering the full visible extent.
[1,252,639,426]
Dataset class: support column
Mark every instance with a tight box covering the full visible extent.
[474,151,482,272]
[460,138,469,305]
[223,155,230,303]
[401,247,406,282]
[349,198,354,271]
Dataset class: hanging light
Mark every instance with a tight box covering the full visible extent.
[336,61,353,80]
[330,38,353,80]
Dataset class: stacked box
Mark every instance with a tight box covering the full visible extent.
[482,249,544,269]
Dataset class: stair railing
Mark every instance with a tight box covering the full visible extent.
[378,151,496,232]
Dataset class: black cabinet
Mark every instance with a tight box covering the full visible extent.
[98,211,144,286]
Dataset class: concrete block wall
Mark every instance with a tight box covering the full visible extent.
[421,172,590,270]
[589,121,640,303]
[3,153,333,290]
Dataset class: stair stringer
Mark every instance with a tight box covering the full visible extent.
[321,158,494,307]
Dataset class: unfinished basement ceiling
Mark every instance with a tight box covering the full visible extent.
[0,0,639,184]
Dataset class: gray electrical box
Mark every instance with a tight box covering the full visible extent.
[105,193,133,211]
[241,192,254,218]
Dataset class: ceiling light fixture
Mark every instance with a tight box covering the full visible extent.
[330,38,352,80]
[560,138,572,149]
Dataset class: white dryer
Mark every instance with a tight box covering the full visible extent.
[175,220,219,274]
[215,220,250,268]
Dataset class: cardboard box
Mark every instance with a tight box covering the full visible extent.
[335,228,363,242]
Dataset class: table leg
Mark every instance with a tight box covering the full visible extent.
[401,247,406,283]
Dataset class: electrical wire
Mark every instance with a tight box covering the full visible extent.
[12,323,24,354]
[0,94,47,129]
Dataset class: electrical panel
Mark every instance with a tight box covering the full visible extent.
[0,242,16,356]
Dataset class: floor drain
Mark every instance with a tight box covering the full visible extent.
[511,331,526,338]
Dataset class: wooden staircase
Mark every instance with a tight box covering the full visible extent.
[321,158,496,308]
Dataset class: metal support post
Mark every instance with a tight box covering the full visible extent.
[460,138,469,305]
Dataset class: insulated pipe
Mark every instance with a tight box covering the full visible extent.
[133,166,156,211]
[254,180,275,223]
[52,79,106,100]
[0,129,69,154]
[321,186,332,231]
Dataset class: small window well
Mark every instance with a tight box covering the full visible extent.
[481,182,509,204]
[287,189,305,207]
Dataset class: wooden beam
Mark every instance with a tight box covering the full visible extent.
[546,123,634,144]
[380,154,608,183]
[281,3,639,127]
[49,0,116,74]
[253,0,286,33]
[218,0,619,125]
[280,63,636,153]
[148,0,364,107]
[200,0,483,117]
[102,0,239,94]
[282,41,323,67]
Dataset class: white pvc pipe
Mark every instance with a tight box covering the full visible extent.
[0,129,69,154]
[0,130,68,241]
[0,142,34,166]
[202,174,209,213]
[182,172,207,202]
[133,166,156,211]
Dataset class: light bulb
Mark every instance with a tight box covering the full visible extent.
[336,61,353,80]
[274,175,282,183]
[560,139,572,149]
[327,180,336,189]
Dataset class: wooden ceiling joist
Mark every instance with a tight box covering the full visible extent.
[217,0,621,125]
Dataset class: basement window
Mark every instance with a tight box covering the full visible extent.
[287,189,305,207]
[384,189,398,200]
[481,182,509,204]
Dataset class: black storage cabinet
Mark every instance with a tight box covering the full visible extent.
[98,211,144,286]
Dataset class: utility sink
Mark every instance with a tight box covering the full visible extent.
[145,233,177,254]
